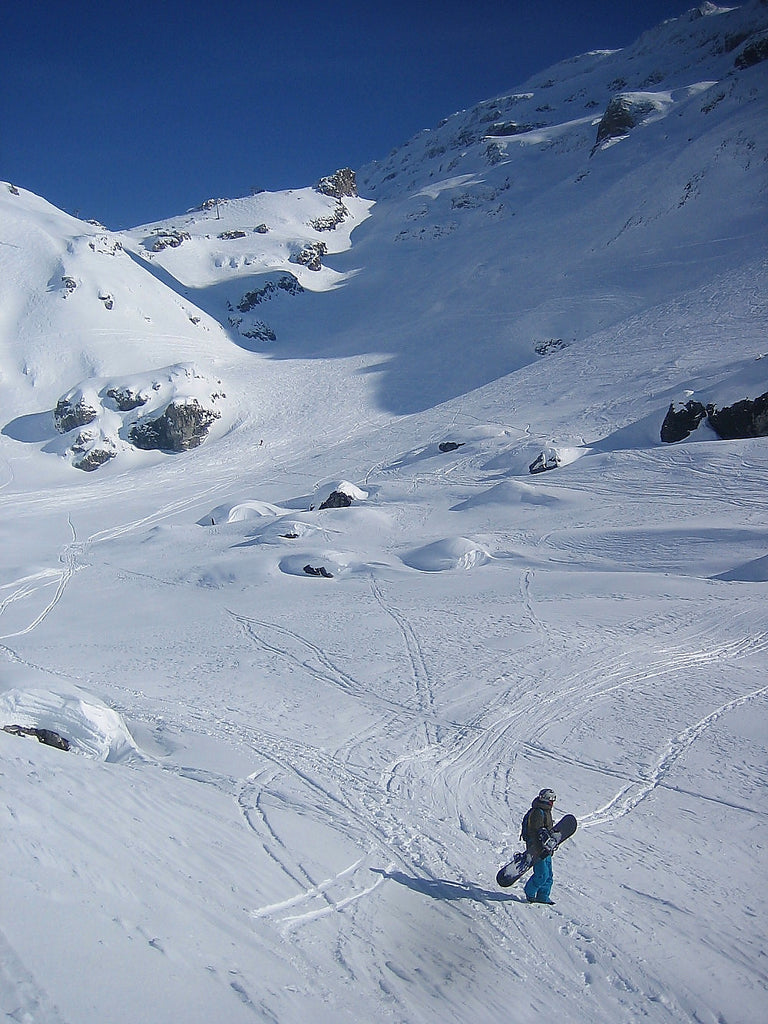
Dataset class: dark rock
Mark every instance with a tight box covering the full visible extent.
[486,121,536,137]
[438,441,465,453]
[593,95,659,151]
[105,386,148,412]
[254,223,269,234]
[316,168,358,199]
[735,35,768,70]
[218,229,246,240]
[240,322,276,342]
[54,397,98,433]
[237,275,303,312]
[73,445,117,472]
[319,490,353,510]
[150,230,190,252]
[310,201,349,232]
[129,400,221,452]
[529,450,560,474]
[292,242,327,272]
[3,724,70,751]
[303,564,333,578]
[707,392,768,439]
[660,400,707,443]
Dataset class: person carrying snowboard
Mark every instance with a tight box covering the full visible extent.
[523,788,557,905]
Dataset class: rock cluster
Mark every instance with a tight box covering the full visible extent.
[316,168,358,199]
[661,392,768,443]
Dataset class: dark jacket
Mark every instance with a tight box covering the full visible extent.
[525,798,554,858]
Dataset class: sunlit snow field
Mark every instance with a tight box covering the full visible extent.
[1,4,767,1022]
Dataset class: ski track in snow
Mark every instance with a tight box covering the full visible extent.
[581,680,768,829]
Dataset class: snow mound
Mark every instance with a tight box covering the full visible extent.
[314,480,369,504]
[714,554,768,583]
[402,537,492,572]
[0,688,141,762]
[225,501,285,523]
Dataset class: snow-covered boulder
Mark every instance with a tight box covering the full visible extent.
[593,92,670,150]
[53,363,226,469]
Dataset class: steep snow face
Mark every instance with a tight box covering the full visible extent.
[0,5,767,1024]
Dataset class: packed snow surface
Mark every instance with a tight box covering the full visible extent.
[1,3,767,1023]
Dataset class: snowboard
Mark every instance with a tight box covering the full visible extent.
[496,813,577,888]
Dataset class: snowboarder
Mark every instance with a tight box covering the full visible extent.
[523,788,558,905]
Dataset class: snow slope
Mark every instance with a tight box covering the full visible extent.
[1,3,767,1022]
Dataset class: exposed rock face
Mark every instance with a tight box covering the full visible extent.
[661,392,768,442]
[735,34,768,69]
[218,229,246,240]
[150,230,190,252]
[71,433,117,471]
[660,400,707,442]
[439,441,465,453]
[310,200,349,232]
[129,399,221,452]
[707,392,768,439]
[593,94,660,149]
[319,490,353,510]
[105,386,148,412]
[292,241,327,271]
[54,397,98,433]
[237,275,303,312]
[316,168,358,198]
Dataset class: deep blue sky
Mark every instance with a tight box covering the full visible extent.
[3,0,691,229]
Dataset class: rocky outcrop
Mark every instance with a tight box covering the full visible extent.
[735,34,768,70]
[316,168,357,199]
[149,229,190,252]
[592,94,662,151]
[292,241,327,271]
[54,396,98,433]
[53,364,226,469]
[71,433,117,471]
[129,399,221,452]
[439,441,465,453]
[661,392,768,442]
[310,200,349,232]
[660,400,707,442]
[105,386,148,412]
[707,392,768,439]
[319,490,353,510]
[237,275,303,312]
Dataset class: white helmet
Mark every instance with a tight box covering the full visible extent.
[538,788,556,804]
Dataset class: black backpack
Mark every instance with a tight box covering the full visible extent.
[520,808,531,842]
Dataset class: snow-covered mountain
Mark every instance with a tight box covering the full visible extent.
[1,4,767,1022]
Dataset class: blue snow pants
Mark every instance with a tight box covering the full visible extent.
[524,855,553,901]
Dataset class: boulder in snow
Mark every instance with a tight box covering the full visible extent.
[707,391,768,440]
[592,93,667,152]
[660,400,707,443]
[319,490,353,510]
[129,398,220,452]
